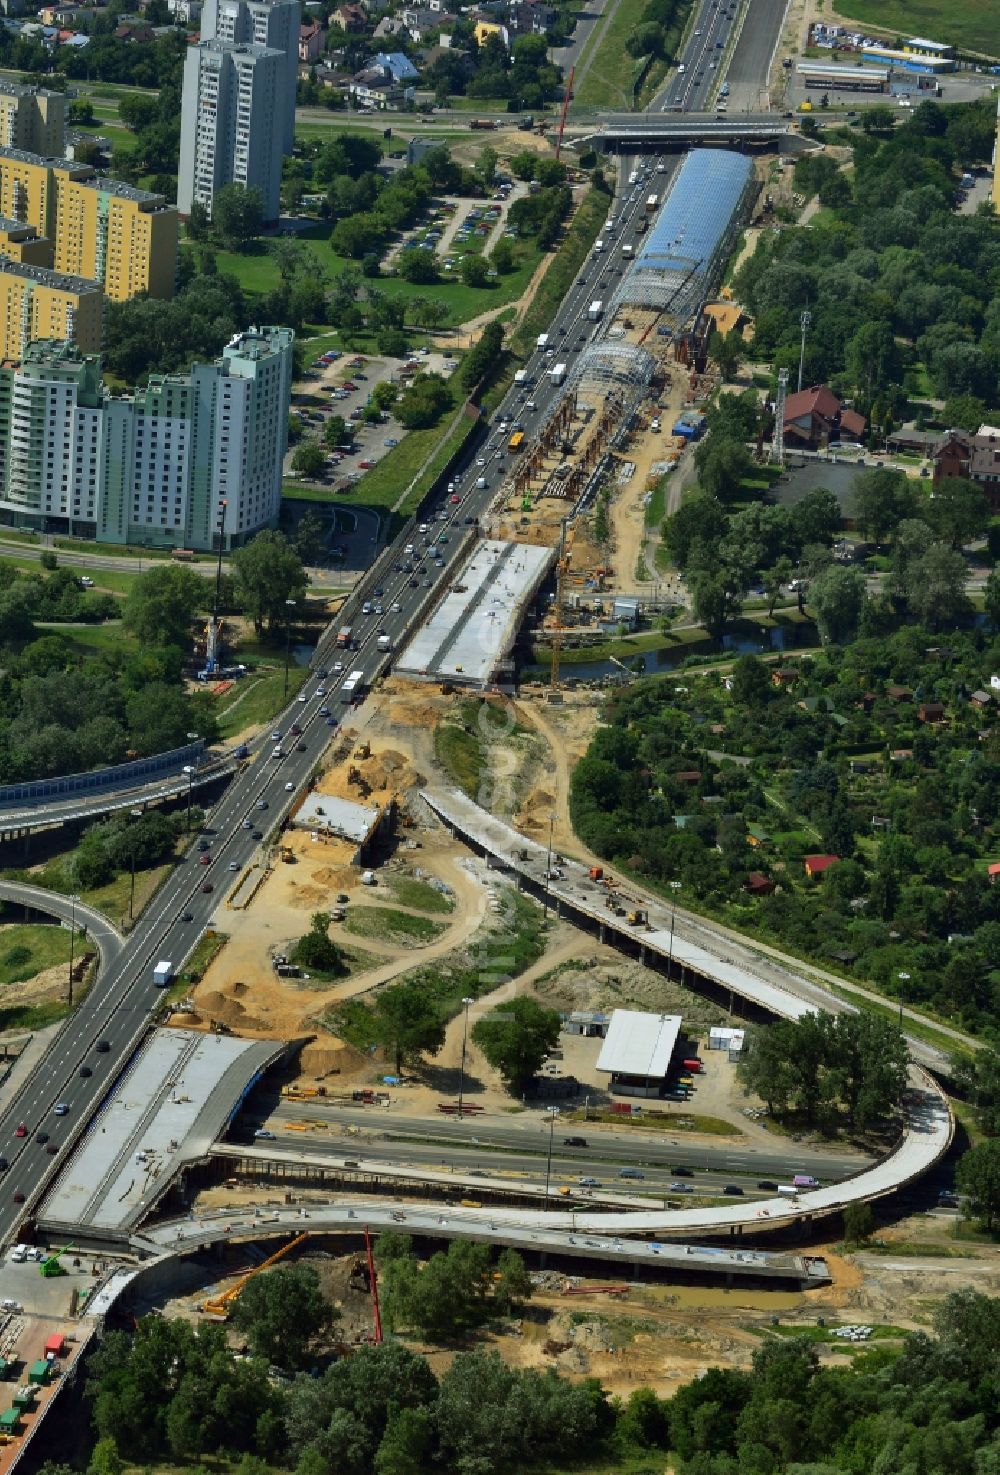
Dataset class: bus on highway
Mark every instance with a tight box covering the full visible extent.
[508,431,525,452]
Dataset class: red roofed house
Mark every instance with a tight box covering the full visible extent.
[933,428,1000,513]
[804,854,840,879]
[745,871,776,896]
[782,384,867,451]
[299,16,325,56]
[988,862,1000,884]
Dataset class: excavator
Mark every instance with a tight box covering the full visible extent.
[201,1232,310,1318]
[40,1245,78,1278]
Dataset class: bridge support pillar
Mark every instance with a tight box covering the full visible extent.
[639,945,646,965]
[599,923,605,943]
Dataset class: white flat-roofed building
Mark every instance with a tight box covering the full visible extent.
[597,1009,682,1097]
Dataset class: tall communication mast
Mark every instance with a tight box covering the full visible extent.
[771,367,788,465]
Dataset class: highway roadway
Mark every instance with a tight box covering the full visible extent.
[0,0,829,1246]
[248,1103,873,1197]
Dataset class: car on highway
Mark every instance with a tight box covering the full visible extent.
[669,1182,693,1193]
[257,800,268,810]
[0,1159,7,1172]
[284,782,295,791]
[79,1066,92,1078]
[54,1103,69,1116]
[12,1193,23,1204]
[201,881,214,893]
[46,1144,58,1155]
[670,1165,694,1175]
[228,861,240,872]
[319,706,330,717]
[199,855,211,865]
[254,1129,276,1140]
[242,819,253,830]
[578,1176,601,1187]
[252,829,263,840]
[13,1125,24,1137]
[757,1180,779,1191]
[97,1041,110,1052]
[723,1184,744,1195]
[36,1132,48,1144]
[562,1136,588,1147]
[181,910,194,922]
[297,692,307,702]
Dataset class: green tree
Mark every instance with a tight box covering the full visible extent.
[122,564,203,648]
[942,393,987,432]
[809,564,865,644]
[230,1263,337,1369]
[294,509,327,565]
[212,183,264,249]
[851,467,913,547]
[460,253,489,287]
[956,1138,1000,1230]
[373,979,447,1074]
[842,1201,876,1246]
[689,566,744,638]
[694,436,753,501]
[231,530,307,634]
[923,476,989,548]
[291,441,327,480]
[461,319,504,391]
[291,913,347,976]
[472,996,560,1092]
[398,247,439,284]
[87,1438,124,1475]
[323,414,349,448]
[905,542,970,630]
[397,373,451,430]
[984,568,1000,632]
[489,236,515,274]
[729,654,771,709]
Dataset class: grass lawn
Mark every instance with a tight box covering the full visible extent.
[216,664,308,740]
[191,226,543,332]
[645,477,668,529]
[0,528,40,546]
[572,1107,741,1136]
[574,0,654,111]
[830,0,999,56]
[434,720,487,798]
[0,923,72,985]
[55,623,140,658]
[342,905,447,946]
[386,875,455,914]
[3,849,172,931]
[54,536,183,560]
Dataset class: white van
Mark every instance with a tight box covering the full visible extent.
[594,238,604,254]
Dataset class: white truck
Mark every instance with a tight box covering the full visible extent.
[594,238,604,254]
[548,362,567,386]
[342,669,364,698]
[587,300,603,321]
[153,960,173,988]
[646,193,659,212]
[536,333,550,350]
[377,634,393,652]
[622,242,634,259]
[514,369,529,386]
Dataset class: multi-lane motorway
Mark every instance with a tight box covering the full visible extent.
[0,0,819,1245]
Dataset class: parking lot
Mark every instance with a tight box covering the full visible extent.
[288,346,458,494]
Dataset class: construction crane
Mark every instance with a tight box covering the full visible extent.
[201,1231,310,1318]
[555,64,574,161]
[550,517,570,693]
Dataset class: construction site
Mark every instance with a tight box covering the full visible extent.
[396,148,760,690]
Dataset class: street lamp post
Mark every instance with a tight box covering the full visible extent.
[66,893,80,1007]
[897,972,909,1031]
[544,1106,560,1201]
[457,995,474,1117]
[182,765,195,833]
[282,598,297,700]
[543,811,556,917]
[668,881,682,974]
[128,806,142,921]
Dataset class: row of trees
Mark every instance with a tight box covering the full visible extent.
[46,1285,1000,1475]
[737,1011,909,1131]
[735,95,1000,415]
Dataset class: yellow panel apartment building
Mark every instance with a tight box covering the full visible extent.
[0,147,177,302]
[0,259,103,363]
[0,82,65,157]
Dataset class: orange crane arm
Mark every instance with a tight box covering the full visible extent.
[202,1231,310,1317]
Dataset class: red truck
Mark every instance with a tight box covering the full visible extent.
[336,625,352,648]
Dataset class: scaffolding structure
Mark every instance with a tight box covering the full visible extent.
[570,340,656,399]
[610,148,758,326]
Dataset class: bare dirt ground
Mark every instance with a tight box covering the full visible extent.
[163,1221,1000,1398]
